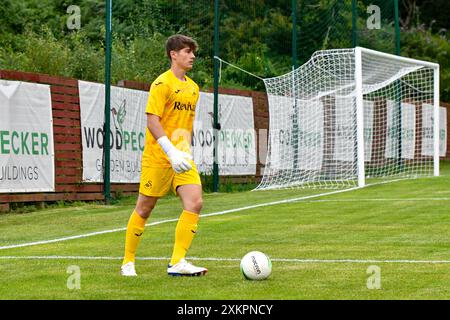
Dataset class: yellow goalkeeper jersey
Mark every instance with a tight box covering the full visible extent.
[142,69,199,167]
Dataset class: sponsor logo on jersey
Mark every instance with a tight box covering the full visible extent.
[174,101,195,111]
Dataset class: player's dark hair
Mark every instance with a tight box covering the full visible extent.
[166,34,198,61]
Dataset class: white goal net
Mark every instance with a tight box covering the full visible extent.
[256,47,440,190]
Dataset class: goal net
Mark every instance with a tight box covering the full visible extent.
[256,47,440,190]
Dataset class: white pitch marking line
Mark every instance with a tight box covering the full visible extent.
[302,198,450,202]
[0,187,360,251]
[1,255,450,264]
[0,180,443,251]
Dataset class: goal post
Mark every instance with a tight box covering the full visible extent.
[256,46,440,191]
[354,46,365,187]
[434,65,440,177]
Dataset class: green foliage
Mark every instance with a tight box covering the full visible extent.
[0,27,70,76]
[221,47,285,91]
[413,0,450,32]
[402,26,450,102]
[0,0,448,101]
[0,27,103,81]
[110,32,168,84]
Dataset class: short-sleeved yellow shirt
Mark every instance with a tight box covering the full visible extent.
[142,69,199,167]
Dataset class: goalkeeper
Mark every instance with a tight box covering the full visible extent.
[121,34,207,277]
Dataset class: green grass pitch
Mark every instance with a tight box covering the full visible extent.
[1,162,450,300]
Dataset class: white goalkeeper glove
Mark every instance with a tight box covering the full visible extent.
[157,136,192,173]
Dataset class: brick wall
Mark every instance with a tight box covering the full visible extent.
[0,71,270,211]
[0,70,447,211]
[0,70,140,211]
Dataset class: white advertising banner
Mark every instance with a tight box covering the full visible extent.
[421,103,447,157]
[333,96,355,162]
[297,98,324,170]
[385,100,416,159]
[421,103,433,156]
[79,81,147,183]
[265,96,323,171]
[0,80,55,193]
[385,100,398,158]
[265,96,294,170]
[79,83,257,181]
[193,92,256,175]
[364,100,374,162]
[400,102,416,160]
[440,107,447,157]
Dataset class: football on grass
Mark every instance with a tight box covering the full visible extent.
[240,251,272,280]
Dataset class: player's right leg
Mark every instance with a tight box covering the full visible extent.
[121,166,173,276]
[121,194,158,276]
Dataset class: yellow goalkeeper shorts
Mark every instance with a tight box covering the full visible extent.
[139,161,202,197]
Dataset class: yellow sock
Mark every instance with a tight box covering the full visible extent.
[170,210,199,266]
[122,210,147,265]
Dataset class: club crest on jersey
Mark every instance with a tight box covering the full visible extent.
[174,101,195,111]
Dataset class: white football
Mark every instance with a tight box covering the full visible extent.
[240,251,272,280]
